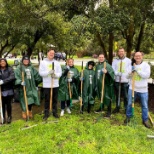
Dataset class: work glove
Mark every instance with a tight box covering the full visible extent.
[0,80,4,85]
[79,77,84,81]
[66,65,70,70]
[132,66,136,72]
[117,72,122,77]
[48,70,54,75]
[21,81,26,86]
[102,68,107,74]
[68,78,72,82]
[51,73,58,79]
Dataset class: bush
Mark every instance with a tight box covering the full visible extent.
[149,63,154,79]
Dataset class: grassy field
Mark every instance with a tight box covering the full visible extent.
[0,101,154,154]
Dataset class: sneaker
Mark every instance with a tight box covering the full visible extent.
[7,117,12,124]
[60,110,65,116]
[94,108,103,113]
[124,117,130,124]
[112,108,120,114]
[1,118,6,124]
[53,113,59,118]
[104,112,111,118]
[66,108,71,114]
[43,110,49,120]
[43,115,48,120]
[143,120,151,129]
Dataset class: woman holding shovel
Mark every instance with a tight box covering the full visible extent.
[58,58,79,116]
[80,61,96,113]
[15,55,42,120]
[0,58,15,124]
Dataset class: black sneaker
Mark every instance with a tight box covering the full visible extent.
[43,110,49,120]
[124,117,130,124]
[112,108,120,114]
[94,108,103,113]
[104,112,111,118]
[43,115,49,120]
[53,113,59,118]
[7,117,12,124]
[143,120,151,129]
[1,118,6,124]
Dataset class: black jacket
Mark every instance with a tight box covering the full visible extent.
[0,67,15,92]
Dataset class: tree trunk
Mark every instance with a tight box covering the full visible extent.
[26,30,45,57]
[126,38,133,58]
[0,40,9,57]
[4,45,16,58]
[96,32,107,58]
[135,22,145,52]
[126,20,135,58]
[108,33,114,64]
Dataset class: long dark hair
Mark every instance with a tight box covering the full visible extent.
[0,58,9,68]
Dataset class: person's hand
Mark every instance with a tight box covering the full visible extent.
[51,73,58,78]
[21,81,26,86]
[0,80,4,85]
[68,78,72,82]
[66,65,70,70]
[80,77,84,81]
[102,68,107,74]
[132,66,136,72]
[117,72,122,76]
[48,70,54,75]
[128,73,133,78]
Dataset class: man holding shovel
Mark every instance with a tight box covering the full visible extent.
[95,53,114,117]
[112,47,131,114]
[124,51,151,128]
[39,49,62,119]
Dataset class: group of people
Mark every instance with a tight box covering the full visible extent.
[0,47,151,128]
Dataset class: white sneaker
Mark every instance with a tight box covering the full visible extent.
[66,108,71,114]
[60,110,64,116]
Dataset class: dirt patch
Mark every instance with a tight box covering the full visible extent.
[12,102,44,121]
[148,84,154,113]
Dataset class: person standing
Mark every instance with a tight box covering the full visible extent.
[112,47,131,113]
[124,51,151,128]
[15,55,42,119]
[95,54,115,117]
[58,58,79,116]
[39,49,62,119]
[80,61,95,113]
[0,58,15,124]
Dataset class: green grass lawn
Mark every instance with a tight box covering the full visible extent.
[0,102,154,154]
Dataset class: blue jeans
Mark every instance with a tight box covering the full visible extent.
[126,89,148,122]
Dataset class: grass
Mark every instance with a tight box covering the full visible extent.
[0,102,154,154]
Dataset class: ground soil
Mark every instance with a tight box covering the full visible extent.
[148,84,154,113]
[12,102,44,121]
[10,83,154,121]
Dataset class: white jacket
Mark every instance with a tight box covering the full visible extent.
[128,62,150,93]
[112,57,131,83]
[39,58,62,88]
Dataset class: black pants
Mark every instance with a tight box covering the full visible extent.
[115,82,128,109]
[61,100,70,110]
[2,95,13,119]
[44,87,59,113]
[28,104,32,111]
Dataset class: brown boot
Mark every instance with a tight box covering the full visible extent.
[29,111,33,118]
[22,112,27,119]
